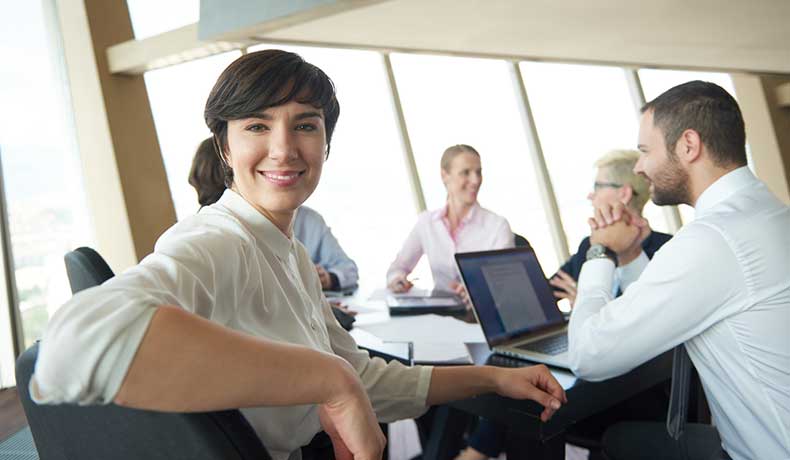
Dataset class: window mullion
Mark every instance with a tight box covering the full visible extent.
[382,53,427,213]
[510,61,570,262]
[624,68,682,233]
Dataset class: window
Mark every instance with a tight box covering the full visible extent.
[391,53,559,275]
[249,44,419,290]
[125,0,200,39]
[638,69,743,224]
[519,62,669,256]
[0,0,95,384]
[145,51,241,220]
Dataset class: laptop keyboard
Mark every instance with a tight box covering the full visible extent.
[487,354,531,368]
[515,334,568,355]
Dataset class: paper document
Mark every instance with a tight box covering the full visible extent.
[412,342,472,364]
[357,314,485,364]
[358,314,485,343]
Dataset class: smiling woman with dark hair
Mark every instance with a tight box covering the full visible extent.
[32,49,565,460]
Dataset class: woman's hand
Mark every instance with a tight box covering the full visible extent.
[549,270,577,307]
[316,265,333,290]
[319,360,386,460]
[428,365,567,422]
[493,365,567,422]
[388,275,413,293]
[589,200,650,266]
[449,281,472,310]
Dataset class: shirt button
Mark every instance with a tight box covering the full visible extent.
[311,322,316,331]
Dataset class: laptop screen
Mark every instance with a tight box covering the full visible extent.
[455,247,565,346]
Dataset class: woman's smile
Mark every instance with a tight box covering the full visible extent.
[259,169,306,187]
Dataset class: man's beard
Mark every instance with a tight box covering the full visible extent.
[649,157,691,206]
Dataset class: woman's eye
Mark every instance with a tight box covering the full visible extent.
[246,123,267,132]
[296,123,317,132]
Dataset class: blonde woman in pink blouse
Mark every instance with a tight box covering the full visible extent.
[387,144,514,297]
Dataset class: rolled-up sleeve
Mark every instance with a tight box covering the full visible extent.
[32,288,159,405]
[31,225,248,406]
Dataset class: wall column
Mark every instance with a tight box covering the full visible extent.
[732,74,790,204]
[55,0,177,270]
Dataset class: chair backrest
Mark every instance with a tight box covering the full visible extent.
[514,233,530,248]
[64,247,115,294]
[16,342,271,460]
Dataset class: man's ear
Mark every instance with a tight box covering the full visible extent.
[676,129,703,164]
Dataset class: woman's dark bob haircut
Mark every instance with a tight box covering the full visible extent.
[204,49,340,164]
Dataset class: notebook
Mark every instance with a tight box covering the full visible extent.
[386,289,466,315]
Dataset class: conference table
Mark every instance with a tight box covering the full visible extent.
[337,288,673,460]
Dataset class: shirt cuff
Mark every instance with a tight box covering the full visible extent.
[326,272,340,291]
[415,365,434,407]
[577,258,616,298]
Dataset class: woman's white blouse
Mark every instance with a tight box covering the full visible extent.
[31,189,432,460]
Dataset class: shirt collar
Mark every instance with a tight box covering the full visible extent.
[216,189,294,260]
[641,230,660,250]
[694,166,755,216]
[434,202,480,223]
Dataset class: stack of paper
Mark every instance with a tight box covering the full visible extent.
[357,314,485,364]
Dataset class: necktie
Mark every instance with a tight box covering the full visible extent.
[666,344,692,440]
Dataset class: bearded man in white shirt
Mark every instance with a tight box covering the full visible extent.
[568,80,789,460]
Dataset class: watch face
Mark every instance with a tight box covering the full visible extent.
[587,244,605,259]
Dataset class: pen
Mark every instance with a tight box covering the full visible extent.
[397,277,419,286]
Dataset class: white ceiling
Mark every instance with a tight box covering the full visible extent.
[108,0,790,75]
[235,0,790,74]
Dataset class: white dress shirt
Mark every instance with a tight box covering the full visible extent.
[32,189,432,460]
[569,167,790,460]
[387,203,514,291]
[293,206,359,289]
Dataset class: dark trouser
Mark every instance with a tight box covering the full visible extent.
[466,418,507,457]
[603,422,730,460]
[301,424,389,460]
[301,431,335,460]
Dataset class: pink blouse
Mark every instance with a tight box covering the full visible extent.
[387,204,514,291]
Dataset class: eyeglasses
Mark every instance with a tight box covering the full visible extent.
[592,181,638,196]
[593,181,623,191]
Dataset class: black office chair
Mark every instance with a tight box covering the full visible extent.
[16,342,271,460]
[514,233,530,248]
[64,247,115,293]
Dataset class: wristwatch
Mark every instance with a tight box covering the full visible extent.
[586,243,619,267]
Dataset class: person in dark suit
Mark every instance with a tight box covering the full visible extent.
[457,149,673,460]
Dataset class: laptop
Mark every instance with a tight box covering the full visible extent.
[455,247,570,369]
[387,289,466,316]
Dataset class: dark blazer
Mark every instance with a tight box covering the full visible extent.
[556,230,673,282]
